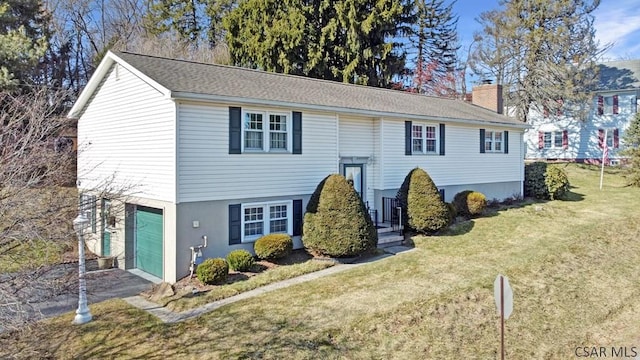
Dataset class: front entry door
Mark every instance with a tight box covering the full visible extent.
[101,199,111,257]
[343,164,364,198]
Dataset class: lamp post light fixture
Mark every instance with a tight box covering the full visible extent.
[72,212,92,324]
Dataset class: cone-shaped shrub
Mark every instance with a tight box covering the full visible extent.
[396,168,450,233]
[303,174,377,257]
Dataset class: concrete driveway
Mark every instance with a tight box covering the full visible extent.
[34,263,154,319]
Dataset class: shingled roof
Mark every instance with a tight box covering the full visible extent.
[71,51,526,127]
[598,60,640,90]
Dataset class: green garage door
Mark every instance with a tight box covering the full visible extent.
[135,206,163,278]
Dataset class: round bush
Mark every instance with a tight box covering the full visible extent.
[196,258,228,285]
[226,249,255,271]
[303,174,377,257]
[453,190,487,217]
[254,233,293,260]
[396,168,449,233]
[545,165,570,200]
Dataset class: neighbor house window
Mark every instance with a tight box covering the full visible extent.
[411,123,438,154]
[597,95,619,115]
[243,111,290,152]
[241,201,292,242]
[542,132,564,149]
[485,131,504,153]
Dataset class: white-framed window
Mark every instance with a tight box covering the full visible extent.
[243,110,291,152]
[606,130,614,148]
[80,194,97,234]
[604,96,614,114]
[485,131,504,153]
[543,131,564,149]
[411,123,438,154]
[241,200,293,242]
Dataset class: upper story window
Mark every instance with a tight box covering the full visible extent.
[597,95,619,115]
[243,111,290,152]
[484,131,503,153]
[241,201,292,243]
[411,123,438,154]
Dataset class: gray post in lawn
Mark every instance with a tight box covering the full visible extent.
[73,212,92,324]
[494,274,513,360]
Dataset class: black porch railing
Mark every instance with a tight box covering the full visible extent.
[382,197,402,232]
[365,201,378,228]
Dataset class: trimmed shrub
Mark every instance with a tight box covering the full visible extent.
[303,174,377,257]
[545,166,570,200]
[254,233,293,260]
[196,258,228,285]
[445,202,457,224]
[396,168,450,233]
[524,162,548,199]
[226,249,255,271]
[453,190,487,217]
[525,162,570,200]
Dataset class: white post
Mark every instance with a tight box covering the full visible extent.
[73,213,92,324]
[600,129,608,190]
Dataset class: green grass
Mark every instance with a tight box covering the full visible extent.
[0,239,68,273]
[2,164,640,359]
[163,259,335,312]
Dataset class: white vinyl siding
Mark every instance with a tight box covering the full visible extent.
[339,116,376,207]
[382,119,522,189]
[77,64,176,202]
[525,91,636,160]
[178,103,338,202]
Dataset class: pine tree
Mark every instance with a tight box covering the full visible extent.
[623,112,640,187]
[0,0,48,89]
[410,0,459,95]
[224,0,407,88]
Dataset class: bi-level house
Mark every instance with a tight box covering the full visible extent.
[68,51,528,283]
[525,60,640,163]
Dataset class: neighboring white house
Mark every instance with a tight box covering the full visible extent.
[68,51,528,283]
[525,60,640,163]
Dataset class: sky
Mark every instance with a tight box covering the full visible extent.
[453,0,640,63]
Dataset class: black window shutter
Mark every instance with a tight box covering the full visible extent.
[439,124,445,156]
[479,129,486,153]
[293,111,302,154]
[504,131,509,154]
[438,189,445,202]
[405,121,412,155]
[293,199,303,236]
[229,107,242,154]
[229,204,241,245]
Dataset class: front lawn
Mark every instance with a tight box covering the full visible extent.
[2,164,639,359]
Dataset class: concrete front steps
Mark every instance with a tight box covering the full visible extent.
[377,226,404,248]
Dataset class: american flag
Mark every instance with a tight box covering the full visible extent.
[602,131,609,166]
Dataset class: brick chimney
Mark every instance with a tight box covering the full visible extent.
[472,81,503,114]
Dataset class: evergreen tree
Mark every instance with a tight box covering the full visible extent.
[224,0,407,88]
[396,167,449,234]
[410,0,459,95]
[471,0,603,122]
[0,0,48,89]
[144,0,235,48]
[623,112,640,187]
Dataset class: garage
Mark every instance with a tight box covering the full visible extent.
[135,206,163,278]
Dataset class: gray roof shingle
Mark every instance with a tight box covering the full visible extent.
[598,60,640,90]
[114,51,524,126]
